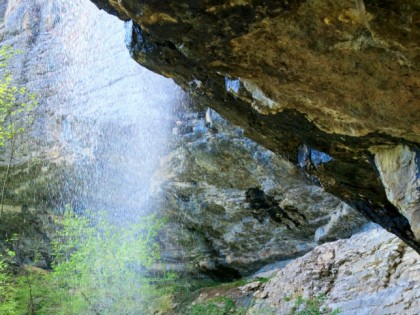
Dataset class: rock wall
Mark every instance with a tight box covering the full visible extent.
[0,2,418,313]
[153,110,366,275]
[0,209,57,269]
[188,225,420,314]
[0,0,367,275]
[90,0,420,252]
[248,225,420,315]
[373,145,420,241]
[0,0,365,279]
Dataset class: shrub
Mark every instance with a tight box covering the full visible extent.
[0,45,38,219]
[43,208,176,314]
[0,251,18,315]
[0,207,176,314]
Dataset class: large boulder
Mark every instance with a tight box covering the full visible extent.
[185,225,420,314]
[90,0,420,252]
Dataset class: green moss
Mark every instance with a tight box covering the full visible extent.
[288,294,341,315]
[254,276,270,283]
[189,296,245,315]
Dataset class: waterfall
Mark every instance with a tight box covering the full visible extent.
[1,0,183,218]
[0,0,185,312]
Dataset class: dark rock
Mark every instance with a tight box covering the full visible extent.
[153,111,366,275]
[0,210,57,269]
[90,0,420,252]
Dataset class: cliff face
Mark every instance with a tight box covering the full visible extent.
[0,0,367,276]
[0,1,418,312]
[249,225,420,315]
[189,225,420,315]
[152,110,366,275]
[90,0,420,251]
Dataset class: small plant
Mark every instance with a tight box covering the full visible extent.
[288,294,340,315]
[255,276,270,284]
[0,250,18,314]
[189,296,245,315]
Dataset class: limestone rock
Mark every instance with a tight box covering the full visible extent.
[153,110,366,275]
[249,225,420,315]
[373,145,420,241]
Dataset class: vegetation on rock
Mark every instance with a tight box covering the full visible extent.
[0,45,38,218]
[0,250,18,314]
[0,208,177,314]
[287,295,340,315]
[189,296,245,315]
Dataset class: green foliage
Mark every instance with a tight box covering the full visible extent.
[0,45,38,147]
[254,276,270,284]
[0,231,47,315]
[175,277,273,314]
[11,267,50,315]
[41,207,176,315]
[0,251,18,315]
[0,207,176,314]
[169,277,219,313]
[0,45,38,219]
[288,294,340,315]
[189,296,245,315]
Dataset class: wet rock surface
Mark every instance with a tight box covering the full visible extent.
[0,0,181,211]
[91,0,420,251]
[373,145,420,241]
[153,110,366,275]
[0,209,57,269]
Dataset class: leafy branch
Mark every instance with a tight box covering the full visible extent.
[0,45,38,219]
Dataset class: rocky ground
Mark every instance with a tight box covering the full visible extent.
[186,225,420,315]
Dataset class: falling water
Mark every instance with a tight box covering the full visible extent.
[0,0,188,312]
[2,0,183,218]
[53,0,183,218]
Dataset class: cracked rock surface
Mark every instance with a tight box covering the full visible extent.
[152,110,366,275]
[248,225,420,315]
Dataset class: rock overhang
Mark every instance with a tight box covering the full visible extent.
[90,0,420,252]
